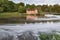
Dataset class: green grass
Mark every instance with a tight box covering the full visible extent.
[0,12,26,18]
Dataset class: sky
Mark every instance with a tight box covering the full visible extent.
[11,0,60,5]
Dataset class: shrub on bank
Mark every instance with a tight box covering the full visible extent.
[39,32,60,40]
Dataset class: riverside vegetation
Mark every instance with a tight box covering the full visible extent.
[39,32,60,40]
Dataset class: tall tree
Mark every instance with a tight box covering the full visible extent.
[7,1,17,12]
[17,2,25,7]
[18,6,26,13]
[36,5,42,13]
[26,4,31,9]
[0,7,4,12]
[26,4,36,9]
[0,0,8,3]
[41,5,49,12]
[18,2,26,13]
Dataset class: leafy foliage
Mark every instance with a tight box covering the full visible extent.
[0,7,4,12]
[18,6,26,13]
[0,0,60,14]
[39,32,60,40]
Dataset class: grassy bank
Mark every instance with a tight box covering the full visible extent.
[0,12,26,23]
[0,12,26,18]
[0,12,45,23]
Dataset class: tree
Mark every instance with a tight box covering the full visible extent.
[7,1,17,12]
[36,5,42,13]
[26,4,31,9]
[0,0,8,4]
[17,2,25,7]
[48,5,53,12]
[30,4,36,9]
[53,4,60,13]
[41,5,49,12]
[18,6,26,13]
[1,1,17,12]
[0,0,9,12]
[0,7,4,12]
[26,4,36,10]
[17,2,26,13]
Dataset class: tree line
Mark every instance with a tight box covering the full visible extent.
[0,0,60,14]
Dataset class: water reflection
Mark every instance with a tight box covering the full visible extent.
[26,15,38,20]
[26,14,60,23]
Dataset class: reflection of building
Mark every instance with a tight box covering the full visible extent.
[26,15,38,20]
[26,8,38,20]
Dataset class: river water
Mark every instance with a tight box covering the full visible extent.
[0,14,60,40]
[0,22,60,32]
[0,14,60,32]
[0,22,60,40]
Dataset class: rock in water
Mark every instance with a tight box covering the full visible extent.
[18,31,38,40]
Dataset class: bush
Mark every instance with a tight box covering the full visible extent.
[39,32,60,40]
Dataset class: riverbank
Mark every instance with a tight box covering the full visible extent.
[0,12,60,23]
[0,12,26,23]
[0,12,26,18]
[0,12,43,23]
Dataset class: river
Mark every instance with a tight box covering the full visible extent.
[0,22,60,32]
[0,14,60,40]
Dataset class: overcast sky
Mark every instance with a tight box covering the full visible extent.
[11,0,60,5]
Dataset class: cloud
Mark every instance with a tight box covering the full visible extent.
[45,0,60,5]
[11,0,60,5]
